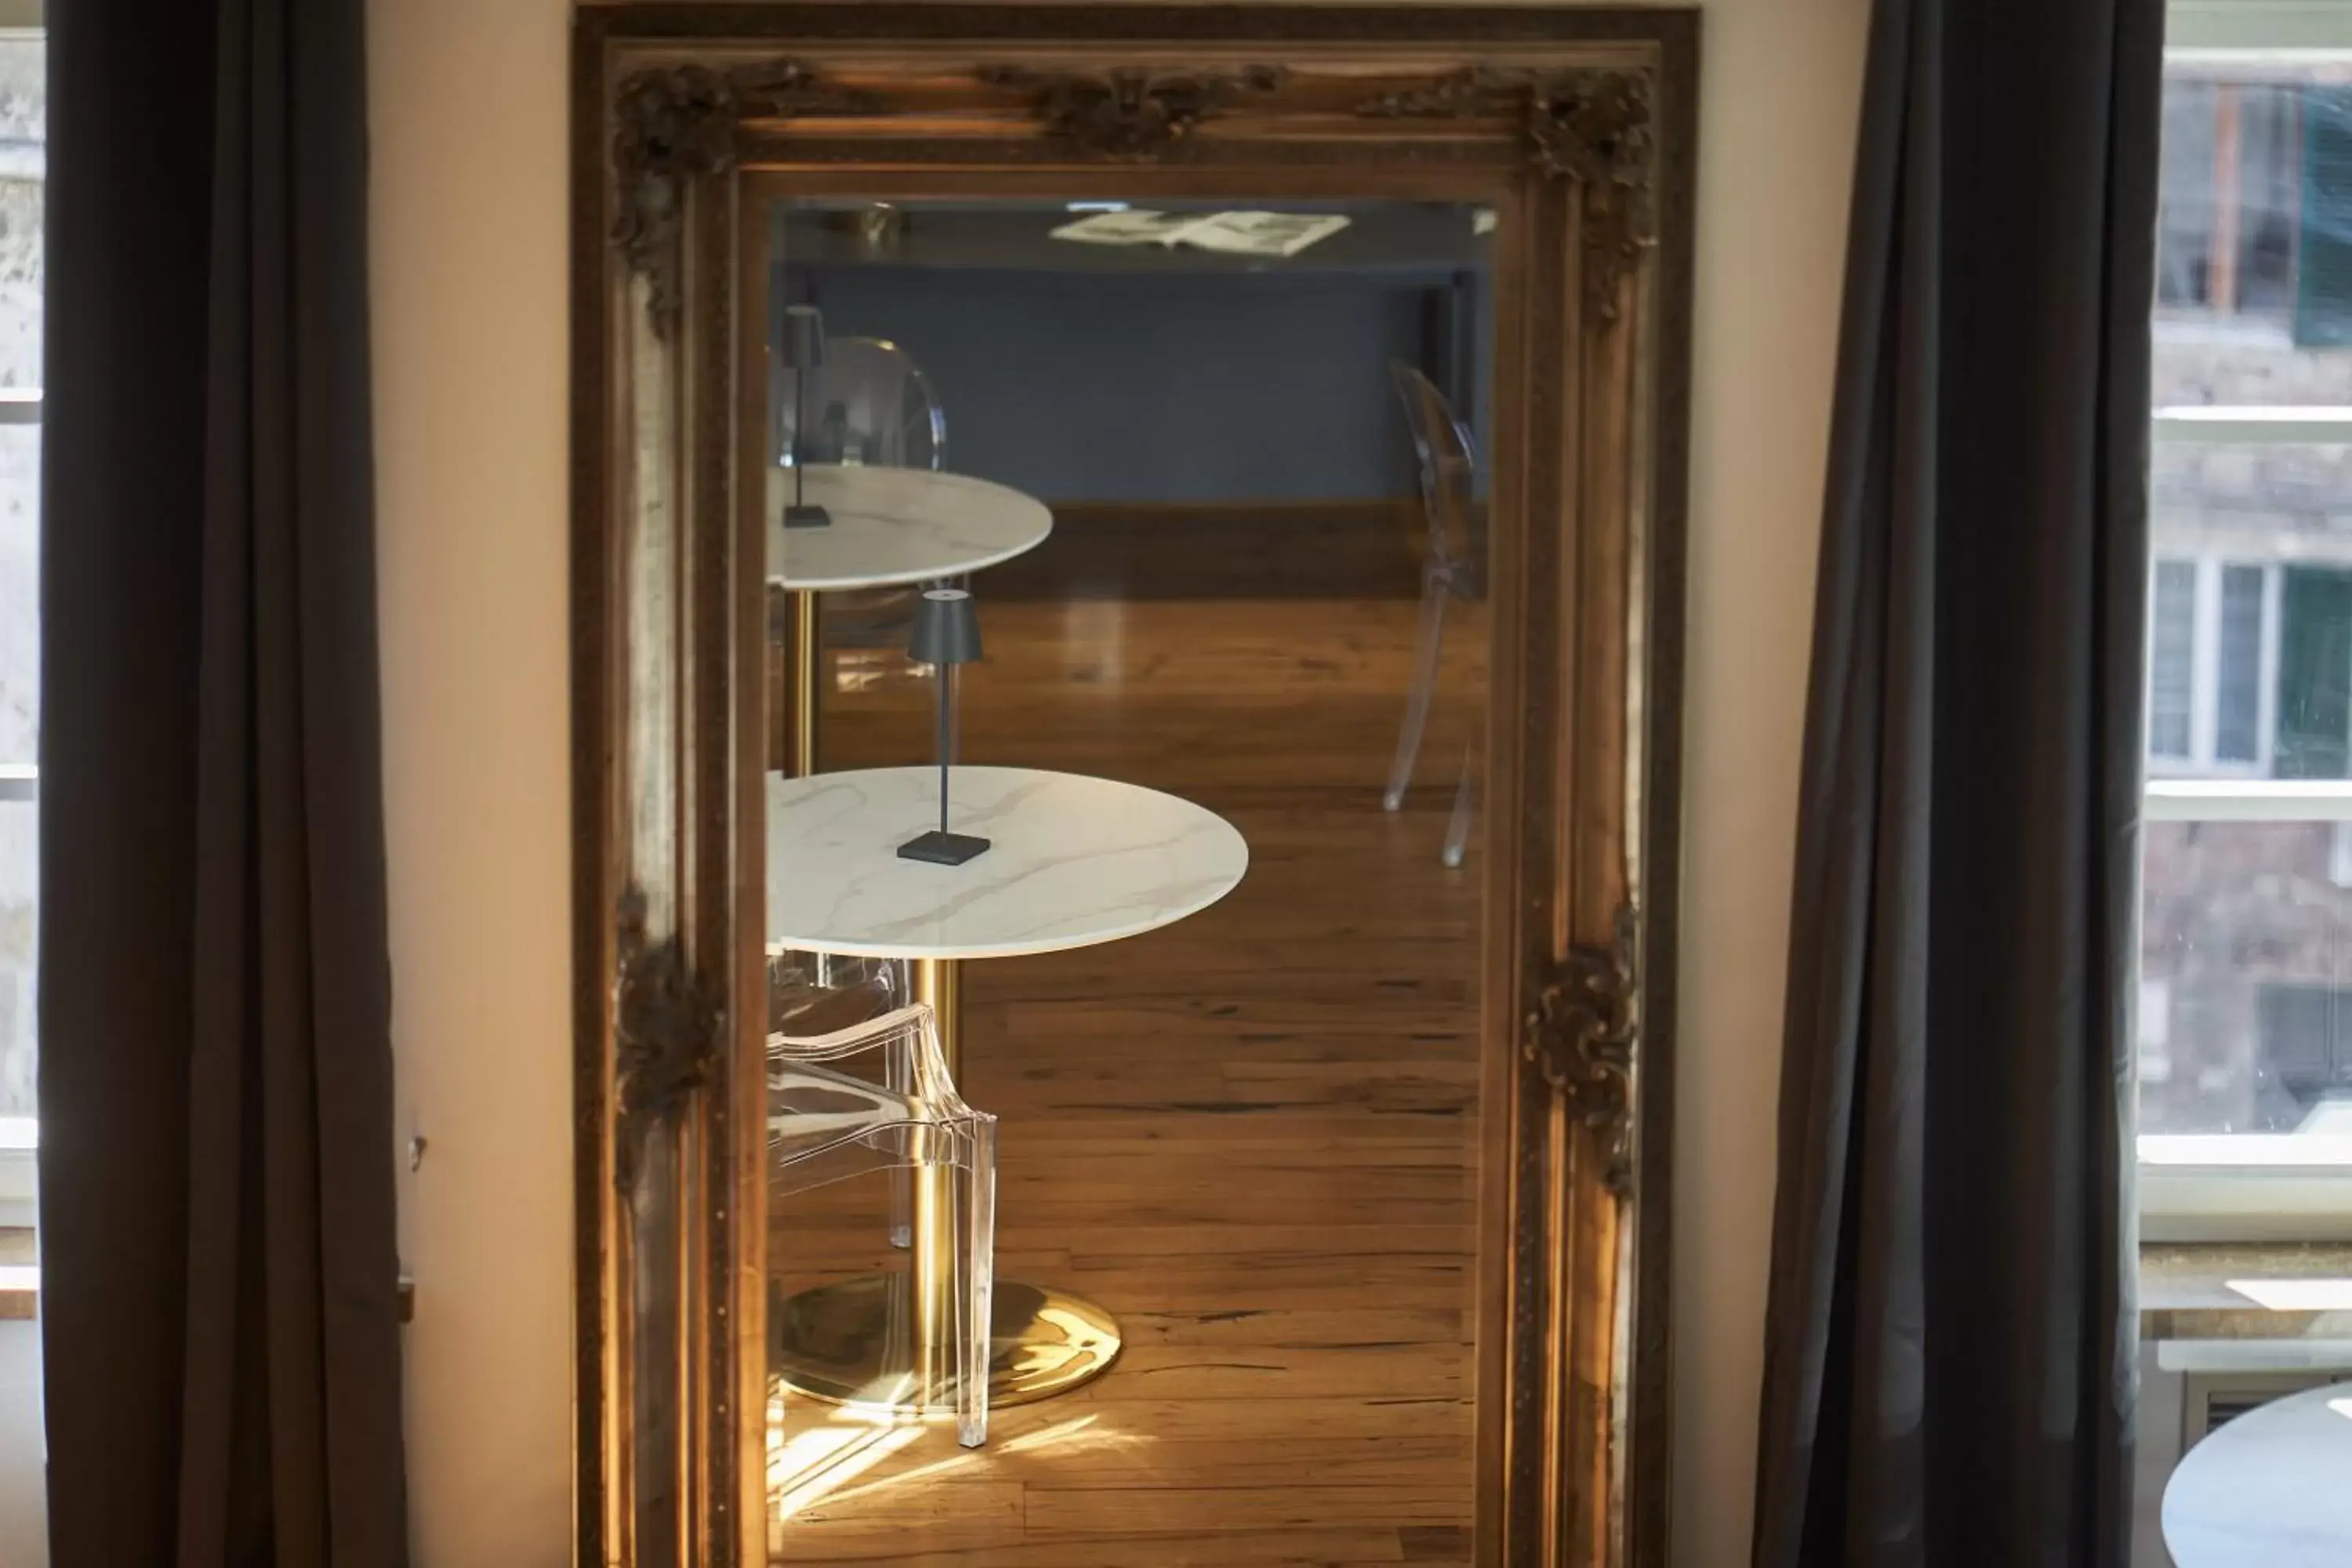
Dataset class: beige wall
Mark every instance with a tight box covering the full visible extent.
[371,2,575,1562]
[365,2,1867,1563]
[1672,4,1866,1563]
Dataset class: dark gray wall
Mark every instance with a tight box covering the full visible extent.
[785,266,1491,505]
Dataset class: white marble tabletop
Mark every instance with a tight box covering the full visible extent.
[768,766,1248,960]
[2164,1380,2352,1566]
[765,466,1052,591]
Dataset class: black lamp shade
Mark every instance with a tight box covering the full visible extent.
[778,304,826,369]
[897,586,990,866]
[909,587,984,666]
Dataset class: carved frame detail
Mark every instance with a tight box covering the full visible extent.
[1357,67,1657,321]
[612,888,724,1190]
[610,59,884,335]
[1526,904,1641,1192]
[978,64,1290,158]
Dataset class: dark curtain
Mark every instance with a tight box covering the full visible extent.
[1751,1,2161,1565]
[40,0,408,1563]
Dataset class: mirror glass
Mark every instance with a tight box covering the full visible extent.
[757,194,1497,1559]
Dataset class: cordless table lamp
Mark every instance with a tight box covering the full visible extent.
[897,587,991,866]
[778,303,831,528]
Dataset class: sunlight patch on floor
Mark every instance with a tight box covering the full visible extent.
[768,1395,1152,1526]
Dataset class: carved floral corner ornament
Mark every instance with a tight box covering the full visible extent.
[977,65,1288,159]
[1359,67,1657,321]
[612,887,724,1191]
[1524,904,1640,1192]
[610,59,884,336]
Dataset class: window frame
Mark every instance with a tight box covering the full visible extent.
[0,9,36,1224]
[2146,0,2352,1239]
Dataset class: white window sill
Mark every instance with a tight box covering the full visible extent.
[2143,1138,2352,1241]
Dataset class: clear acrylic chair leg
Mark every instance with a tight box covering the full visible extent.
[822,952,914,1247]
[884,1038,913,1249]
[1443,743,1477,869]
[957,1115,999,1449]
[1385,571,1450,812]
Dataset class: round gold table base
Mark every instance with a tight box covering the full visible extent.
[772,1274,1120,1413]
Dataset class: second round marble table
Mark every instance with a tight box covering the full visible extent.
[767,765,1249,1410]
[764,466,1052,774]
[2164,1379,2352,1566]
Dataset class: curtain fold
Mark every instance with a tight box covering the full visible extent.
[41,0,408,1563]
[1751,0,2162,1564]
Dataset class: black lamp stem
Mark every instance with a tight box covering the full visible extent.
[937,662,953,834]
[894,588,989,866]
[793,361,808,509]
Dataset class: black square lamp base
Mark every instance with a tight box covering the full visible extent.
[783,503,832,528]
[897,830,992,866]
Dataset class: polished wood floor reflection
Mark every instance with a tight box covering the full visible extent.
[771,539,1489,1565]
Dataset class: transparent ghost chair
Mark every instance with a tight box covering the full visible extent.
[768,946,916,1241]
[775,334,947,474]
[768,333,953,769]
[806,338,950,645]
[1384,361,1483,867]
[769,945,907,1026]
[768,989,999,1448]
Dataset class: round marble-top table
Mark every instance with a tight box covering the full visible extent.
[768,765,1249,958]
[767,765,1248,1410]
[764,466,1052,775]
[765,465,1053,592]
[2163,1380,2352,1566]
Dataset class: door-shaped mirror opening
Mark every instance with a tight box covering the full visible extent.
[758,195,1496,1559]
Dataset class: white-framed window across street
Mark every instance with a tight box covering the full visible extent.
[2142,0,2352,1240]
[2145,555,2281,774]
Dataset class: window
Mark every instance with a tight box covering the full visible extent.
[2256,982,2352,1105]
[2159,78,2303,321]
[2218,563,2266,759]
[2152,561,2198,757]
[2142,976,2176,1082]
[2144,25,2352,1238]
[2140,554,2279,775]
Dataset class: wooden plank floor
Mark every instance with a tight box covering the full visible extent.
[771,574,1489,1565]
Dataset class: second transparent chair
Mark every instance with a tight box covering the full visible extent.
[1385,361,1483,868]
[769,1000,999,1447]
[768,334,953,771]
[773,334,947,473]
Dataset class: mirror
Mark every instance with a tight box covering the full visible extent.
[760,195,1496,1555]
[573,11,1696,1566]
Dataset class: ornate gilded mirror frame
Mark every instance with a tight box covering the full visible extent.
[569,6,1695,1564]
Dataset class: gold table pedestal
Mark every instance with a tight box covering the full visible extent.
[779,587,820,778]
[768,951,1122,1414]
[771,1275,1121,1411]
